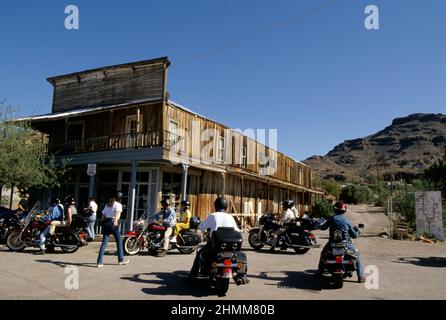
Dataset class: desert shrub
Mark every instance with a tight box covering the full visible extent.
[320,178,340,198]
[314,199,333,219]
[340,184,373,204]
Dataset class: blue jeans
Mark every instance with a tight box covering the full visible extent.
[39,226,50,250]
[318,242,364,279]
[87,214,96,239]
[97,219,124,264]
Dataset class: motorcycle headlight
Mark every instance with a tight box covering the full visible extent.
[232,243,239,250]
[220,243,227,250]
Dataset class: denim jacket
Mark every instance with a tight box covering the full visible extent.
[320,213,358,242]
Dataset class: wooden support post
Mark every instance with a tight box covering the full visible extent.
[127,160,137,232]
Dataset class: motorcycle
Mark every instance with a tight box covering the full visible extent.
[6,202,87,253]
[123,216,203,255]
[0,207,27,244]
[320,224,364,288]
[199,227,248,296]
[248,213,321,254]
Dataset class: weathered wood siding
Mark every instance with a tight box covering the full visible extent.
[164,103,313,189]
[50,60,167,113]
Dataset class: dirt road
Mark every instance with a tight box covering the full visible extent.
[0,205,445,300]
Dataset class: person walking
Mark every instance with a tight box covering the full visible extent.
[96,191,129,268]
[83,197,98,241]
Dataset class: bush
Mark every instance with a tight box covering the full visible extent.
[320,178,340,198]
[339,184,373,204]
[393,192,416,228]
[314,199,333,219]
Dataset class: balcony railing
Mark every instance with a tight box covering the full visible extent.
[48,130,184,155]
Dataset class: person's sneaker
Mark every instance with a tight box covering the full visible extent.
[97,263,104,268]
[358,276,366,283]
[118,259,130,265]
[35,249,45,255]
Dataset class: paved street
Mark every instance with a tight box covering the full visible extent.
[0,205,445,300]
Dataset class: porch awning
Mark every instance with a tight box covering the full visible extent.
[15,98,162,123]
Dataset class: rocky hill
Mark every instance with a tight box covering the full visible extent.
[304,113,446,181]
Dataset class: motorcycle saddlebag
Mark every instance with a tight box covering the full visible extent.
[180,229,202,246]
[211,227,243,251]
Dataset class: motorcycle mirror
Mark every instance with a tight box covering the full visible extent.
[358,223,365,229]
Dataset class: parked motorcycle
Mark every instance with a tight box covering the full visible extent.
[6,202,86,253]
[248,213,321,254]
[199,227,248,296]
[123,216,203,255]
[0,207,27,244]
[320,224,364,288]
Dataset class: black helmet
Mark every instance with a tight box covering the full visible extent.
[181,200,190,208]
[49,197,60,206]
[64,195,75,205]
[214,197,228,211]
[281,200,294,209]
[114,191,123,202]
[160,199,170,206]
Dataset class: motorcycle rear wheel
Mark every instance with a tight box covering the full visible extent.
[333,273,344,289]
[216,278,230,296]
[60,231,80,253]
[6,230,26,252]
[293,247,310,254]
[123,236,141,255]
[177,247,196,254]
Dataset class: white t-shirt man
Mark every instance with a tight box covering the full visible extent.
[89,200,98,215]
[281,208,297,224]
[102,201,123,219]
[200,211,240,236]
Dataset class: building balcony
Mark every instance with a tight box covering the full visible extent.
[48,130,183,156]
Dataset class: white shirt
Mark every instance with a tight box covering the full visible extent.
[281,208,297,224]
[200,211,240,236]
[102,201,123,219]
[89,201,98,214]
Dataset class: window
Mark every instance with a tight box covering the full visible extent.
[66,121,84,142]
[241,144,248,167]
[168,120,180,149]
[217,136,225,163]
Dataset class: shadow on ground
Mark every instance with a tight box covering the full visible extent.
[35,259,98,268]
[394,257,446,268]
[249,270,350,291]
[121,271,215,297]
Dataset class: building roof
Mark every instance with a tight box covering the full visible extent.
[47,57,170,85]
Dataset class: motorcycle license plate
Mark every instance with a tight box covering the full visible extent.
[332,248,344,255]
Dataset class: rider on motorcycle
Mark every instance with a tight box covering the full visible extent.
[315,201,365,283]
[174,200,192,236]
[184,197,240,283]
[37,196,69,254]
[154,199,176,257]
[270,200,299,251]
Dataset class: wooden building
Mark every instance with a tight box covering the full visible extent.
[23,57,323,230]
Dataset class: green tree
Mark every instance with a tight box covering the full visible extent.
[0,107,68,204]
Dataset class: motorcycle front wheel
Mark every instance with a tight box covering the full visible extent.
[6,230,26,252]
[123,236,141,255]
[248,230,264,251]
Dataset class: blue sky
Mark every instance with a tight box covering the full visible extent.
[0,0,445,160]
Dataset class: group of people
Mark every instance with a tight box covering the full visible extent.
[34,195,98,254]
[19,190,364,283]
